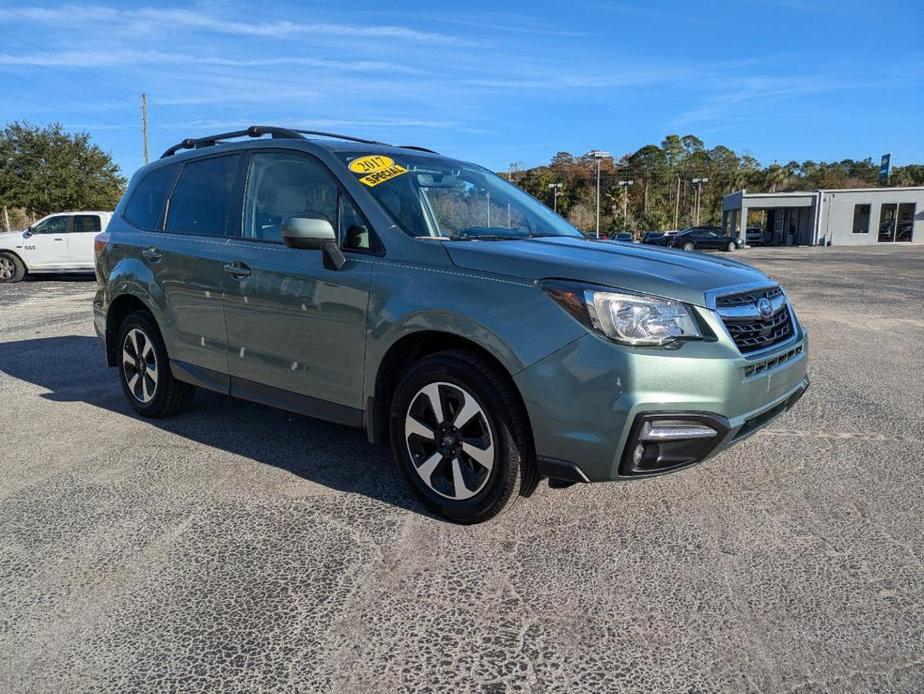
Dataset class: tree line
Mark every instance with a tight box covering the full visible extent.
[0,122,125,231]
[506,134,924,234]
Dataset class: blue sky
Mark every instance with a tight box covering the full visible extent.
[0,0,921,178]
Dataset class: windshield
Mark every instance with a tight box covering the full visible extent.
[336,151,583,240]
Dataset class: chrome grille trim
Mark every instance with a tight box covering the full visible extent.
[743,344,804,379]
[714,285,795,354]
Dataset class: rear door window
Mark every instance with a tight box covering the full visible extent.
[73,215,101,233]
[123,164,180,231]
[166,155,241,237]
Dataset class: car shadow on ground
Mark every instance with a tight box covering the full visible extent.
[23,273,96,282]
[0,334,434,518]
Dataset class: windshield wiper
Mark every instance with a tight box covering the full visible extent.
[443,234,522,241]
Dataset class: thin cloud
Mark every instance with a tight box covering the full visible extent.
[2,5,477,46]
[0,49,426,75]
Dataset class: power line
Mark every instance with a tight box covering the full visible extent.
[0,87,131,129]
[0,28,138,101]
[0,69,131,127]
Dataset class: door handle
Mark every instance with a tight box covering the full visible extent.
[141,247,162,262]
[223,261,251,278]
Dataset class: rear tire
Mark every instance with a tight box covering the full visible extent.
[683,242,695,251]
[0,252,26,283]
[389,350,537,524]
[726,241,736,252]
[116,311,194,418]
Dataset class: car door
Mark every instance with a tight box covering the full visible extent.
[67,214,102,268]
[222,150,374,416]
[697,229,719,249]
[24,215,71,267]
[149,154,242,380]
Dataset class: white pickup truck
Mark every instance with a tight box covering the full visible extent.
[0,211,112,282]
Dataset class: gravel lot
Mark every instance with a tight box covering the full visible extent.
[1,246,922,693]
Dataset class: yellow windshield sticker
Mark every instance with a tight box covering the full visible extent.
[349,155,395,174]
[358,164,408,187]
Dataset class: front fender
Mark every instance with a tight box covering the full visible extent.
[362,259,587,401]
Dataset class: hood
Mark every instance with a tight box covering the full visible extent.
[443,237,770,307]
[0,230,26,247]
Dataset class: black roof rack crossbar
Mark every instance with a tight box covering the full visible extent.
[160,125,439,159]
[161,126,304,158]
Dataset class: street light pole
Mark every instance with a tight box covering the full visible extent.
[547,182,563,213]
[590,150,611,238]
[617,180,634,230]
[691,177,709,226]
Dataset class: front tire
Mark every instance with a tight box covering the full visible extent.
[0,252,26,283]
[117,311,194,418]
[389,350,536,524]
[683,242,695,251]
[726,241,737,252]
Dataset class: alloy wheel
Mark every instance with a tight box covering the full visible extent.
[122,328,159,403]
[0,257,13,280]
[404,381,495,501]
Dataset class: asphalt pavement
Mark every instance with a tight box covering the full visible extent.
[1,246,922,692]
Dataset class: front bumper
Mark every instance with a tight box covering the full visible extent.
[515,316,809,483]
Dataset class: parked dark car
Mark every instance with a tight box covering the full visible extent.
[666,226,741,252]
[609,232,633,242]
[745,226,767,246]
[641,230,677,245]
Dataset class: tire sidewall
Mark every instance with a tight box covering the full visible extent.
[389,356,521,523]
[116,313,171,416]
[0,253,25,283]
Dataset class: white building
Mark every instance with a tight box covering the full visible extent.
[722,187,924,246]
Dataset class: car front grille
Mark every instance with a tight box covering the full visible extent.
[716,286,794,354]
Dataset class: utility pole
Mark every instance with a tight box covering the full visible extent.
[547,182,563,213]
[617,180,634,230]
[141,93,149,165]
[590,150,611,238]
[692,177,709,226]
[674,175,681,229]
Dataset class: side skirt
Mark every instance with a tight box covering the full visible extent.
[171,359,364,429]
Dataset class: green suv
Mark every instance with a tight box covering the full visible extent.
[94,126,809,523]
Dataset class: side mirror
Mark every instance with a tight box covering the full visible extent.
[282,216,345,270]
[23,228,33,238]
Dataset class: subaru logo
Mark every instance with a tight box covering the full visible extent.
[757,297,773,318]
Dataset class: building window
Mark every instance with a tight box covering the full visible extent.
[852,204,870,234]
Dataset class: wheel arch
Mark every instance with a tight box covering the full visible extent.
[105,293,156,366]
[366,330,534,448]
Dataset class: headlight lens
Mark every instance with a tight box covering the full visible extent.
[541,280,703,346]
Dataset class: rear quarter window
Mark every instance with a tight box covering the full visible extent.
[123,164,180,231]
[73,215,102,233]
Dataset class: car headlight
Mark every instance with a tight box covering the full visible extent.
[540,280,703,347]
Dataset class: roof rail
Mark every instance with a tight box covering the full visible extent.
[295,131,438,154]
[160,125,438,159]
[293,129,388,146]
[397,145,438,154]
[161,125,303,158]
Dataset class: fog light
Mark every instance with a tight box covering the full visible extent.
[620,413,730,476]
[640,421,718,442]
